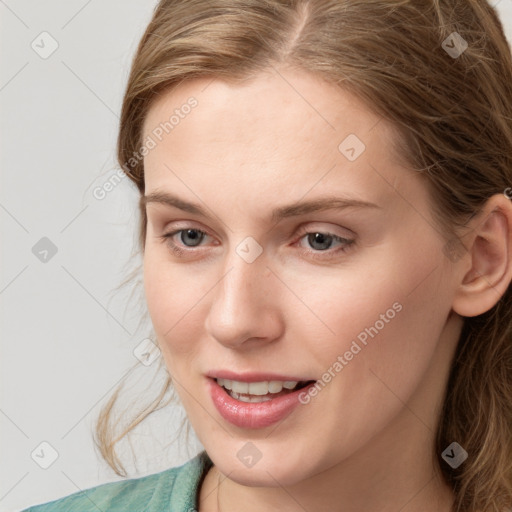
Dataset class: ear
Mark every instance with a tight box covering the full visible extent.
[451,193,512,318]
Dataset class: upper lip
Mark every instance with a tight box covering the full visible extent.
[206,370,316,382]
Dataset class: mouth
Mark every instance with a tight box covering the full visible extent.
[207,373,318,428]
[215,378,315,403]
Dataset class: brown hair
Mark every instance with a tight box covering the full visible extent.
[94,1,512,510]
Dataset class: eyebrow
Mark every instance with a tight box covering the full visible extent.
[141,191,381,223]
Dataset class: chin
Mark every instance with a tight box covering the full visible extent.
[221,462,307,487]
[206,443,320,487]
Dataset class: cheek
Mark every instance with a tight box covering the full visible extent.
[279,249,450,464]
[295,234,447,374]
[317,243,449,413]
[277,241,443,360]
[143,252,209,365]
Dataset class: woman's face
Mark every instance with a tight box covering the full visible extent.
[142,67,463,486]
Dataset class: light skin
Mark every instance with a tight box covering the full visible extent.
[141,66,512,512]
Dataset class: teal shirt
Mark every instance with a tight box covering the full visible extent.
[21,451,213,512]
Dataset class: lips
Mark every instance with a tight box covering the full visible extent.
[206,371,317,428]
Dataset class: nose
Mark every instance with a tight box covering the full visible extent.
[204,246,284,350]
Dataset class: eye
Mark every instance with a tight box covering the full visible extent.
[295,227,355,259]
[158,226,355,260]
[158,228,212,257]
[173,228,206,247]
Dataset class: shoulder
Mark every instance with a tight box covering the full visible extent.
[20,451,212,512]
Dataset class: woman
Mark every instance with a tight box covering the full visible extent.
[22,0,512,511]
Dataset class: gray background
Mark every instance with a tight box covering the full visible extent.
[1,1,511,511]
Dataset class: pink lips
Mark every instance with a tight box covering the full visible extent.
[206,372,316,429]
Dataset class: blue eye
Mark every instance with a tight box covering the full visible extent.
[159,228,209,257]
[176,229,206,247]
[295,229,355,260]
[159,227,354,260]
[303,232,341,251]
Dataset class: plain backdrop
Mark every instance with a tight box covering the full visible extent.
[1,1,511,511]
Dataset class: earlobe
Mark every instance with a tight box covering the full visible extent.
[452,193,512,318]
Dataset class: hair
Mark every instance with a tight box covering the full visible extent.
[93,1,512,510]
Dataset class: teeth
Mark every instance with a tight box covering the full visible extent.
[231,391,274,403]
[268,381,283,393]
[216,378,300,396]
[231,381,249,394]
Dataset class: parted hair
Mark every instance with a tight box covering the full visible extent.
[94,1,512,510]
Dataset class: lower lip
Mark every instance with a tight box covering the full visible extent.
[207,378,316,429]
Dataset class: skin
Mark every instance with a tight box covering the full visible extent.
[141,66,512,512]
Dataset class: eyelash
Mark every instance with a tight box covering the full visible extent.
[158,226,355,261]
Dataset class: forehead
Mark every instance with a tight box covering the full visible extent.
[143,68,389,151]
[141,68,421,217]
